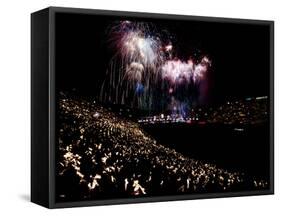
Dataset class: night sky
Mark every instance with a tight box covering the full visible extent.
[55,12,270,105]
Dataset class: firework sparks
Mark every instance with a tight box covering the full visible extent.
[161,59,193,85]
[162,57,211,85]
[122,31,159,66]
[125,62,144,82]
[164,44,173,52]
[100,21,165,110]
[99,20,212,114]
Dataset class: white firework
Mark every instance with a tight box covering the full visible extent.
[161,57,211,85]
[125,62,144,82]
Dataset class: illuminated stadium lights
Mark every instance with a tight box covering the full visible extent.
[138,113,201,124]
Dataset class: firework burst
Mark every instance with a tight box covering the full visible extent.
[161,57,211,85]
[100,20,166,109]
[99,20,211,115]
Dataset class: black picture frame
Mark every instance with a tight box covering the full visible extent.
[31,6,274,208]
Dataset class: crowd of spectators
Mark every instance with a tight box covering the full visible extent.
[57,94,268,202]
[206,97,268,125]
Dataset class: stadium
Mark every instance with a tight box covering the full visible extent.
[56,93,269,202]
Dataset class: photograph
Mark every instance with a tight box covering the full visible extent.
[54,11,271,202]
[0,0,280,215]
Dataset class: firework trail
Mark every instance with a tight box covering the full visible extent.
[99,20,211,116]
[99,21,164,110]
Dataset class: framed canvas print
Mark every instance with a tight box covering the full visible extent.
[31,7,274,208]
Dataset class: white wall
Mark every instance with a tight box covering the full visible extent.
[0,0,279,214]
